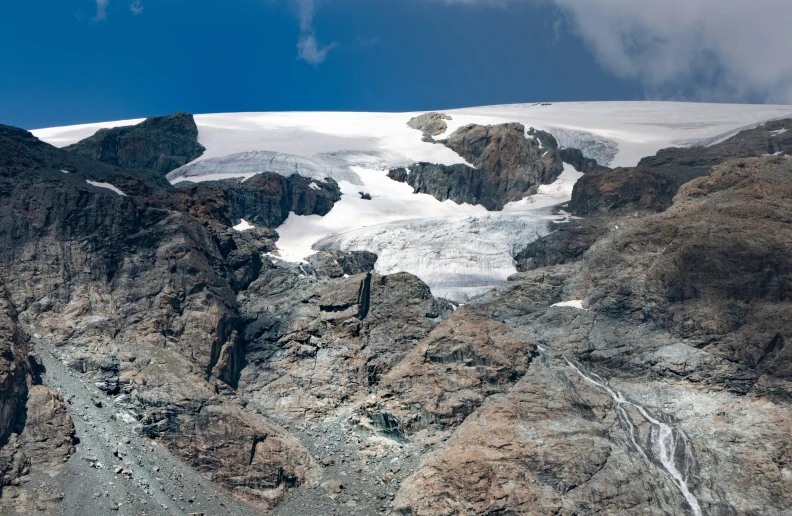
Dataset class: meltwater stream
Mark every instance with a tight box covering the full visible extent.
[563,357,703,516]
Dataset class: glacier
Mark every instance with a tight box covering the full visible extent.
[33,102,792,302]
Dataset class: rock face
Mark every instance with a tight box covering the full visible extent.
[407,112,452,138]
[369,306,535,438]
[514,219,608,271]
[3,113,792,516]
[583,156,792,393]
[174,173,342,228]
[0,284,76,509]
[570,118,792,216]
[569,165,677,215]
[0,125,324,510]
[393,156,792,515]
[559,147,609,173]
[391,123,564,210]
[65,112,205,174]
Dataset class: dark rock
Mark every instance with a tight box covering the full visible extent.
[584,157,792,389]
[359,192,372,200]
[569,166,676,215]
[175,173,341,228]
[439,123,564,210]
[559,147,608,173]
[514,219,608,271]
[64,112,205,174]
[392,123,565,211]
[306,251,378,279]
[530,128,558,150]
[569,118,792,217]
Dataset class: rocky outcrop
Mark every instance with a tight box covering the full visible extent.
[559,147,609,173]
[368,306,535,438]
[569,118,792,216]
[582,157,792,394]
[305,250,378,278]
[175,173,341,228]
[65,112,205,174]
[388,162,504,210]
[514,219,608,271]
[407,112,451,138]
[391,123,564,210]
[0,125,319,509]
[569,165,677,215]
[441,123,564,201]
[0,285,76,509]
[237,267,453,420]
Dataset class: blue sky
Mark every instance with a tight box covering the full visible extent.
[1,0,790,129]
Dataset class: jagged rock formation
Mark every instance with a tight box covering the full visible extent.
[64,112,205,174]
[237,267,453,420]
[392,156,792,515]
[407,112,452,138]
[3,113,792,516]
[390,122,564,210]
[305,250,378,278]
[570,118,792,215]
[0,284,76,511]
[174,173,341,228]
[583,156,792,392]
[0,124,348,511]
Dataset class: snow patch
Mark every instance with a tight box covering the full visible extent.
[60,170,70,174]
[771,128,788,137]
[232,219,255,231]
[551,300,587,310]
[86,180,126,196]
[308,182,321,191]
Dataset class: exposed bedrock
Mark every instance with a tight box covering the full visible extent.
[391,122,565,210]
[0,284,76,510]
[514,219,609,272]
[393,156,792,516]
[64,112,205,174]
[174,173,342,228]
[583,157,792,394]
[570,117,792,216]
[407,112,452,138]
[0,125,321,510]
[237,265,454,420]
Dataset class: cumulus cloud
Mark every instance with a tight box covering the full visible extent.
[296,0,338,66]
[437,0,792,103]
[130,0,144,15]
[94,0,109,21]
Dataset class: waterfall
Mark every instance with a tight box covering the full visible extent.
[563,357,703,516]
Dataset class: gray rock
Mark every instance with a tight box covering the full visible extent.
[65,112,205,175]
[406,112,452,138]
[390,123,564,211]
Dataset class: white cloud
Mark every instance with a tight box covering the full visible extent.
[296,0,338,65]
[433,0,792,103]
[94,0,109,21]
[130,0,143,15]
